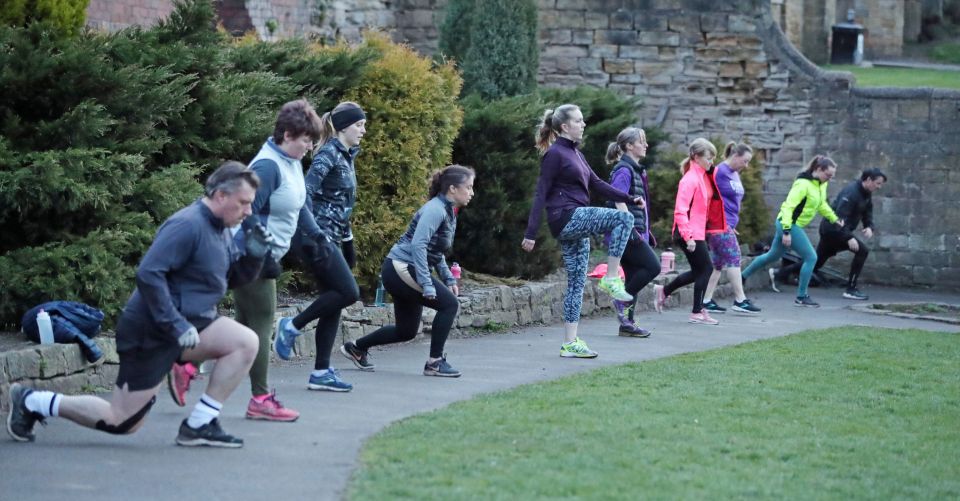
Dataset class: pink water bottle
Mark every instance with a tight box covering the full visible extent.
[660,250,675,275]
[450,262,462,280]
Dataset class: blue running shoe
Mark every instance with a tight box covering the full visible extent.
[273,317,301,361]
[308,369,353,392]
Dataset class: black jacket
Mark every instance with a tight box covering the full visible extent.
[819,180,874,240]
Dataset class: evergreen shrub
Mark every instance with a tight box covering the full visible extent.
[0,0,89,36]
[452,87,665,279]
[0,1,461,326]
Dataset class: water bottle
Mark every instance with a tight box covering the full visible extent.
[374,277,386,307]
[37,309,55,345]
[450,262,462,280]
[659,250,676,275]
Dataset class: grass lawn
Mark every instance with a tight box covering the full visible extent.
[348,327,960,499]
[824,64,960,89]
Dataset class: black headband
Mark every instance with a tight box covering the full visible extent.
[331,107,366,132]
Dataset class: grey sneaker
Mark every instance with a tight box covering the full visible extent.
[175,418,243,448]
[7,383,43,442]
[423,355,461,377]
[618,322,652,338]
[731,299,761,314]
[794,295,820,308]
[842,288,869,300]
[340,342,375,371]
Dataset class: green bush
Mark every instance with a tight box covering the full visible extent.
[931,42,960,64]
[0,1,461,326]
[439,0,538,99]
[0,0,89,36]
[452,87,666,279]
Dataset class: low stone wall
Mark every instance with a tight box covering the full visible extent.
[0,263,746,412]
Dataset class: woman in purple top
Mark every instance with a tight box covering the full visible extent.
[701,142,761,314]
[604,127,660,337]
[521,104,642,359]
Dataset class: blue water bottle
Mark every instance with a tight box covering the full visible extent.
[374,277,386,307]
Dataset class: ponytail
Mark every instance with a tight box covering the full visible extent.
[680,137,716,175]
[605,142,622,164]
[429,165,476,199]
[535,104,580,154]
[800,154,836,176]
[723,141,753,161]
[605,126,645,164]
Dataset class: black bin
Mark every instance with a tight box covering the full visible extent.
[831,23,863,64]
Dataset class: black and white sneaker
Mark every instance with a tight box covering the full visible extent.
[175,418,243,448]
[731,299,762,314]
[702,299,727,314]
[794,295,820,308]
[423,355,461,378]
[340,342,375,371]
[768,268,781,293]
[842,288,869,300]
[7,383,43,442]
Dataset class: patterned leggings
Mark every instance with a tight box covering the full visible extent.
[557,207,633,323]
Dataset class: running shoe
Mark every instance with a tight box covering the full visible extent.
[598,276,633,302]
[273,317,301,361]
[7,383,43,442]
[731,299,762,314]
[340,342,375,371]
[560,338,599,358]
[702,299,727,314]
[794,295,820,308]
[689,312,720,325]
[167,362,198,407]
[245,390,300,422]
[423,355,462,378]
[618,321,652,338]
[308,369,354,392]
[175,418,243,448]
[842,288,869,300]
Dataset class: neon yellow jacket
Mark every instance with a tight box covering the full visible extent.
[778,172,839,232]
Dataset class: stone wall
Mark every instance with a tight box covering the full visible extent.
[86,0,177,32]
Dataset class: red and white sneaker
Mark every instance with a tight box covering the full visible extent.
[167,362,198,407]
[246,391,300,422]
[688,311,720,325]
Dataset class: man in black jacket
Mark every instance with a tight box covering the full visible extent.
[814,168,886,300]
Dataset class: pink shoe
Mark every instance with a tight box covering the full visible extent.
[246,391,300,422]
[167,362,198,407]
[653,285,666,314]
[689,311,720,325]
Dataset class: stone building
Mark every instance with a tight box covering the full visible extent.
[84,0,960,289]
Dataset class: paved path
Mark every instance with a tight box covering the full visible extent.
[1,286,957,500]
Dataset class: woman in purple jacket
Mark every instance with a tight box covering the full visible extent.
[521,104,642,359]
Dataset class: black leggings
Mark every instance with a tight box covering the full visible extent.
[355,258,459,359]
[292,239,360,370]
[663,240,712,313]
[621,237,661,320]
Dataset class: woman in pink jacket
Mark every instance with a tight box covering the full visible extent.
[654,138,727,325]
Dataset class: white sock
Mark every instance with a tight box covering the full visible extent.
[187,393,222,429]
[25,391,61,418]
[311,368,332,377]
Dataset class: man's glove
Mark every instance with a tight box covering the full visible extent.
[178,326,200,350]
[342,239,356,269]
[245,223,278,259]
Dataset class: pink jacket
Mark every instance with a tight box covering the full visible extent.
[672,161,727,241]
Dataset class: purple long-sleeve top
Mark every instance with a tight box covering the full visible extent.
[713,161,744,230]
[525,136,634,239]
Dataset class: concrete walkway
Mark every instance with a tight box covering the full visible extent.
[0,286,957,500]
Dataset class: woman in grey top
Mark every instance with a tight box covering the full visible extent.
[340,165,474,378]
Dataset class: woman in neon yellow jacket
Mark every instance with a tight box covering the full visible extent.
[741,155,844,307]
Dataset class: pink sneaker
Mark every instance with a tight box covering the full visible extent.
[653,284,666,313]
[167,362,198,407]
[689,311,720,325]
[246,391,300,422]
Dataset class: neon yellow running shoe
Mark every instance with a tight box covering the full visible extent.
[560,338,599,358]
[598,276,633,302]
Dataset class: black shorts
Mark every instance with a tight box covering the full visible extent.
[115,315,216,391]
